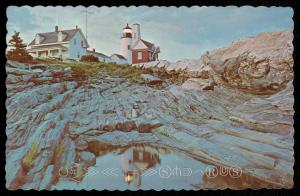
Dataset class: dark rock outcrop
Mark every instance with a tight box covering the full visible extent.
[203,30,293,94]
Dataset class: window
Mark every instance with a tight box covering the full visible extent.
[138,52,142,60]
[77,53,80,58]
[128,45,130,50]
[81,41,84,47]
[74,39,76,45]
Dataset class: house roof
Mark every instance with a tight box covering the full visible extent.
[87,50,109,58]
[28,28,89,47]
[111,53,126,60]
[141,39,154,49]
[131,39,155,50]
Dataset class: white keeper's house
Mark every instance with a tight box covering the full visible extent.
[27,25,90,60]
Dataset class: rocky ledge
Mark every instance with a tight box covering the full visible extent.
[5,30,294,190]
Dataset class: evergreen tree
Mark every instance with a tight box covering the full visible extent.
[6,31,33,62]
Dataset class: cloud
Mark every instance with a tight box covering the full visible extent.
[6,6,40,42]
[6,6,293,61]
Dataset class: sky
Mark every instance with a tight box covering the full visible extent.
[6,6,293,62]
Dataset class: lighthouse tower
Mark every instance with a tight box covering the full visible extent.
[120,24,132,64]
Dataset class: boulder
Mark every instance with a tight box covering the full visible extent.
[32,69,44,73]
[102,124,115,132]
[64,67,71,72]
[115,121,137,132]
[137,123,153,133]
[78,151,96,166]
[75,137,88,151]
[131,108,140,118]
[182,78,214,91]
[141,74,162,85]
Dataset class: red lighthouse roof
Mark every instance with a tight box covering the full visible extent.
[141,39,154,49]
[131,39,155,50]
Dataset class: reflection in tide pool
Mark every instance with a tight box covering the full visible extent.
[54,143,213,190]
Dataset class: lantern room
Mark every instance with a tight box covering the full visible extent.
[122,24,132,38]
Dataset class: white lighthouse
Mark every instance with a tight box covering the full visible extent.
[115,23,160,65]
[119,24,132,64]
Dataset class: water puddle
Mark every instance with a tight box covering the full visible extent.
[55,142,214,190]
[53,140,283,190]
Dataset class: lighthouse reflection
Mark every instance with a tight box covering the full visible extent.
[82,141,210,190]
[86,141,170,188]
[120,145,161,187]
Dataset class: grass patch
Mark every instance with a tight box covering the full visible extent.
[35,58,66,66]
[157,129,170,137]
[36,59,151,83]
[101,63,148,82]
[22,141,41,171]
[68,61,148,83]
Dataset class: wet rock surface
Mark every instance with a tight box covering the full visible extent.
[5,30,294,190]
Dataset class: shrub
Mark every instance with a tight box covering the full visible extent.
[160,130,169,137]
[47,94,53,100]
[156,129,169,137]
[80,55,99,62]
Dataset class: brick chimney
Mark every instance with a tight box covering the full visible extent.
[93,48,95,52]
[55,25,58,32]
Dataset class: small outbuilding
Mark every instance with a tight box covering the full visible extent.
[86,48,110,62]
[110,53,128,64]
